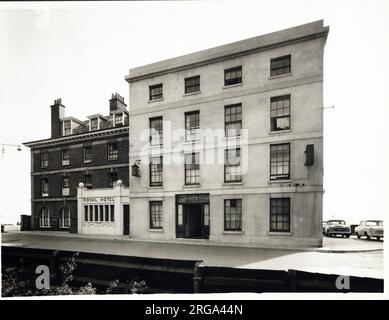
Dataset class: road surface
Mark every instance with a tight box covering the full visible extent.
[1,231,383,279]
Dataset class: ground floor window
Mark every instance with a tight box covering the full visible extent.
[270,198,290,232]
[84,205,114,222]
[39,208,51,227]
[224,199,242,231]
[60,207,71,228]
[149,201,163,229]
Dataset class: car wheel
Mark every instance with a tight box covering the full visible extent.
[365,232,370,240]
[356,232,361,239]
[346,235,350,238]
[376,237,381,240]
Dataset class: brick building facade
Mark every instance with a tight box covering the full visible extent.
[23,94,129,233]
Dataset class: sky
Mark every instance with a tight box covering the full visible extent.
[0,0,388,225]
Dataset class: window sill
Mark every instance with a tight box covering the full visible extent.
[84,221,115,224]
[222,231,243,235]
[42,194,49,197]
[183,140,200,146]
[148,98,164,104]
[84,160,92,164]
[268,73,292,80]
[148,186,164,190]
[269,129,292,135]
[62,163,70,167]
[183,91,201,97]
[149,144,164,149]
[59,226,70,229]
[224,135,241,140]
[268,231,292,236]
[107,158,118,161]
[39,226,51,228]
[268,179,291,184]
[183,184,201,188]
[149,228,164,232]
[223,83,243,89]
[223,182,243,186]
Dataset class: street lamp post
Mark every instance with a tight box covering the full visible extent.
[0,142,22,159]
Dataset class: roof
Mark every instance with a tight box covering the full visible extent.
[125,20,329,83]
[60,116,85,125]
[86,114,106,120]
[23,126,129,149]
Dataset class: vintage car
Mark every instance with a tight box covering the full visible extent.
[355,220,384,240]
[323,219,351,237]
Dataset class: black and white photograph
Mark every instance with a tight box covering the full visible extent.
[0,0,388,305]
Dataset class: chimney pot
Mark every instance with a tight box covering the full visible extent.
[109,92,127,113]
[51,98,65,138]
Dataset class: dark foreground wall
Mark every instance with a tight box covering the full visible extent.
[2,246,199,294]
[1,246,383,294]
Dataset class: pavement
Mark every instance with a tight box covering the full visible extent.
[318,235,383,253]
[1,230,384,279]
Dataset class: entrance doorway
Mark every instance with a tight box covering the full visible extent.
[123,205,129,235]
[183,204,202,238]
[176,194,209,239]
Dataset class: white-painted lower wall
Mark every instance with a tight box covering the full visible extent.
[80,222,117,235]
[129,189,323,248]
[77,181,129,236]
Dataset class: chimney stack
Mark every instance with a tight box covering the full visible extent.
[50,98,65,138]
[109,93,127,113]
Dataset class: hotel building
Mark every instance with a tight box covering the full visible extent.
[23,94,129,234]
[125,20,328,247]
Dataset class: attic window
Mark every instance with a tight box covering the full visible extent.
[114,113,123,126]
[90,118,99,131]
[63,120,72,136]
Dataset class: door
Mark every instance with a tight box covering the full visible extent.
[176,194,210,239]
[123,205,130,235]
[183,204,202,238]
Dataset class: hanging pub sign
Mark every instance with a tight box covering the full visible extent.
[305,144,314,166]
[131,163,140,177]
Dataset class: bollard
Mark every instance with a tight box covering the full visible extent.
[193,261,204,293]
[287,269,297,292]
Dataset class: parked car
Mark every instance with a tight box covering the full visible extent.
[323,220,351,237]
[355,220,384,240]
